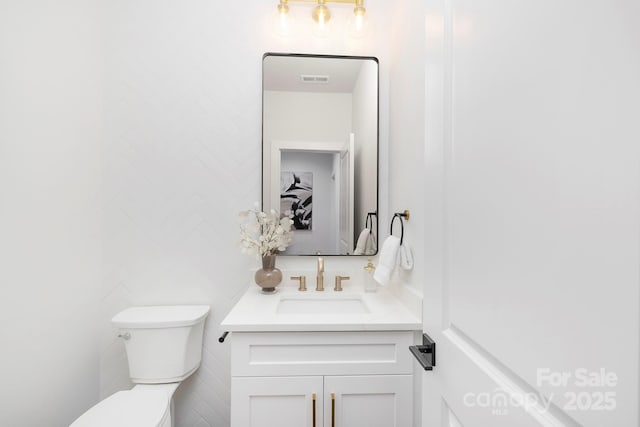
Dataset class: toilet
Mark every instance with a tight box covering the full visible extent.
[71,305,210,427]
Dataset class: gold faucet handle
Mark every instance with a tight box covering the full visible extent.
[291,276,307,291]
[334,276,350,292]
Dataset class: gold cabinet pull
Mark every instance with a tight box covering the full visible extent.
[331,392,335,427]
[312,393,316,427]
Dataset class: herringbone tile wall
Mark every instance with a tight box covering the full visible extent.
[101,1,391,426]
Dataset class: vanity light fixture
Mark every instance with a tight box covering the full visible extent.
[276,0,368,37]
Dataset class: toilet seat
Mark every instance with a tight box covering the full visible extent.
[70,388,170,427]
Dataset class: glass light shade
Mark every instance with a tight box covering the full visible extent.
[347,9,369,38]
[273,4,292,37]
[277,11,290,36]
[311,4,332,38]
[312,3,331,24]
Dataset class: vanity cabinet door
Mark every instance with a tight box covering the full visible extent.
[323,375,412,427]
[231,376,323,427]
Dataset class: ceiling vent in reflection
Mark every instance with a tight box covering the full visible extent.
[301,74,330,84]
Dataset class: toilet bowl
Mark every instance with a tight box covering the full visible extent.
[71,305,210,427]
[70,383,177,427]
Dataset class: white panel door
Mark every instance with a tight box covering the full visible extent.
[231,376,323,427]
[421,0,640,426]
[339,133,355,254]
[324,375,412,427]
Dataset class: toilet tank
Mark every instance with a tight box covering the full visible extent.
[112,305,210,384]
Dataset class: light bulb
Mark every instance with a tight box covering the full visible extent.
[349,4,369,38]
[274,1,290,36]
[312,3,331,24]
[279,11,288,31]
[312,2,331,38]
[355,14,364,32]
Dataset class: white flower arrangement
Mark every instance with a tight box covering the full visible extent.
[239,206,294,257]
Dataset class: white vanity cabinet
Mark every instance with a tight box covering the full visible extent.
[230,331,414,427]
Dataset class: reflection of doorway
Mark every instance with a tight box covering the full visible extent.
[338,133,355,254]
[272,137,354,255]
[280,150,337,254]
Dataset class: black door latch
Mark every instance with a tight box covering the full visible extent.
[409,333,436,371]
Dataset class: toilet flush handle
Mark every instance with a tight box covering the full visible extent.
[117,332,131,340]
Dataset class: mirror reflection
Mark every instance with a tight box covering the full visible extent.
[262,53,378,256]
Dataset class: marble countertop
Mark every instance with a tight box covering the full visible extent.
[221,281,422,332]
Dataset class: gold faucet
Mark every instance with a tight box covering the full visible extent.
[334,276,350,292]
[291,276,307,291]
[316,256,324,291]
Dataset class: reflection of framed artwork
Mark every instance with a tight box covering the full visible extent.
[280,171,313,231]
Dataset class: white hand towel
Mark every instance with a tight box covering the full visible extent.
[365,230,377,255]
[354,228,370,255]
[399,243,413,271]
[373,235,400,286]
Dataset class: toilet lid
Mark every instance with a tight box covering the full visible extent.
[71,389,170,427]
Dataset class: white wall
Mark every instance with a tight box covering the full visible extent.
[101,1,393,426]
[263,91,353,142]
[281,152,338,254]
[0,1,103,426]
[352,61,379,236]
[387,3,429,426]
[388,0,427,294]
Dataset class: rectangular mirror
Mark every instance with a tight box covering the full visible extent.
[262,53,379,256]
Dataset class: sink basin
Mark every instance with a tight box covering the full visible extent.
[277,296,369,314]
